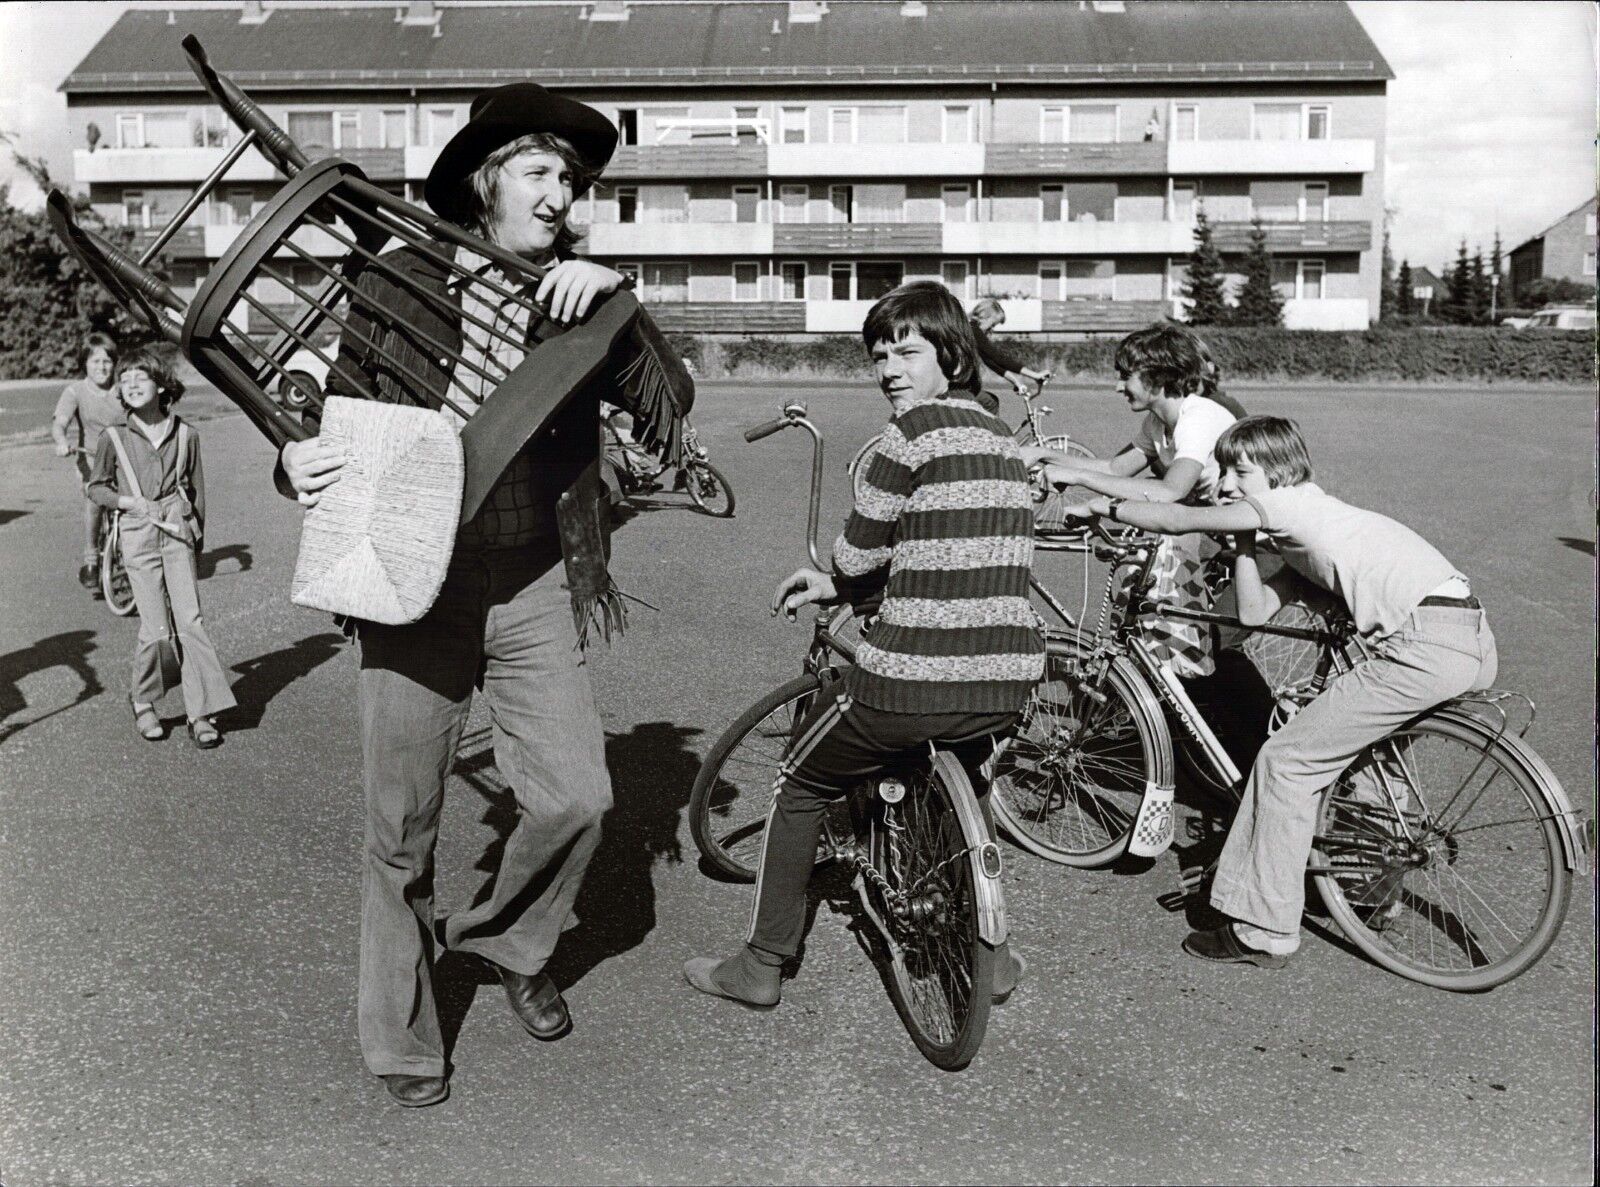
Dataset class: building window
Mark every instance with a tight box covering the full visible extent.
[942,105,975,144]
[941,184,971,223]
[732,106,761,144]
[779,262,807,300]
[643,262,689,303]
[1273,259,1325,300]
[732,185,762,223]
[1171,104,1199,141]
[829,262,853,300]
[1254,103,1332,141]
[732,262,761,301]
[1069,105,1119,143]
[1586,212,1597,236]
[857,261,904,300]
[1040,106,1066,144]
[209,186,254,227]
[1065,259,1115,299]
[1583,251,1596,277]
[856,185,905,224]
[940,261,970,299]
[858,106,907,144]
[1303,181,1329,222]
[380,110,408,149]
[616,187,638,224]
[337,111,361,149]
[615,109,639,146]
[779,106,808,144]
[828,107,857,144]
[195,108,233,148]
[116,111,188,149]
[122,189,149,229]
[1171,181,1197,221]
[116,113,142,149]
[1039,261,1065,301]
[424,108,460,147]
[641,184,690,224]
[287,111,358,152]
[1040,184,1066,222]
[779,184,809,224]
[829,184,854,224]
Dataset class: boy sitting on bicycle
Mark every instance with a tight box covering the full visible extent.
[1049,415,1498,967]
[685,281,1044,1007]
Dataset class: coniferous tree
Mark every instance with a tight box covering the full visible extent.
[1469,250,1491,324]
[1181,206,1230,325]
[1490,231,1504,318]
[1442,240,1473,324]
[1379,225,1397,321]
[1395,259,1415,318]
[1232,218,1285,327]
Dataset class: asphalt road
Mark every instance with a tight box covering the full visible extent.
[0,380,1593,1186]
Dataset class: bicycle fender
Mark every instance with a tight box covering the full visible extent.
[1429,706,1588,875]
[931,751,1008,946]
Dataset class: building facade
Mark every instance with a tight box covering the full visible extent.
[1508,196,1599,298]
[63,0,1392,334]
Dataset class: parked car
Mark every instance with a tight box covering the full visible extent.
[1520,305,1597,331]
[276,338,337,408]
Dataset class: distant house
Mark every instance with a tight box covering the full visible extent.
[1508,196,1598,297]
[1409,265,1441,316]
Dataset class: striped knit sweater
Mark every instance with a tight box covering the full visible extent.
[833,395,1045,714]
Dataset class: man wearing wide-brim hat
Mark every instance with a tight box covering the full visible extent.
[279,83,693,1108]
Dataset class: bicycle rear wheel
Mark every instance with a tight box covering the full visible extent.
[685,460,736,518]
[101,519,136,617]
[1310,713,1572,991]
[862,752,996,1070]
[990,639,1173,867]
[688,674,851,882]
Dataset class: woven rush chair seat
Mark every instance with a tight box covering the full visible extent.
[291,397,463,624]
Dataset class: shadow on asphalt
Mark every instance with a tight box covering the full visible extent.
[430,719,705,1060]
[0,628,103,745]
[199,542,254,579]
[0,508,30,527]
[223,632,345,732]
[1557,535,1595,556]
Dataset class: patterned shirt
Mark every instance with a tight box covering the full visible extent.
[834,395,1045,714]
[448,247,558,549]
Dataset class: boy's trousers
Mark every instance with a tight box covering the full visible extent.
[1212,603,1498,935]
[354,542,612,1078]
[746,685,1016,960]
[120,512,236,720]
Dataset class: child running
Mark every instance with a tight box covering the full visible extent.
[87,346,236,747]
[1060,415,1498,965]
[684,281,1044,1008]
[51,331,124,594]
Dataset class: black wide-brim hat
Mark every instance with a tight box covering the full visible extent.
[425,83,618,223]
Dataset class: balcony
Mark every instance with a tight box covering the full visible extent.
[75,146,278,184]
[774,223,944,255]
[1209,220,1372,251]
[649,302,806,334]
[984,142,1167,177]
[768,142,984,178]
[126,225,208,260]
[1167,139,1375,175]
[204,223,354,259]
[586,222,773,256]
[607,144,769,179]
[1041,299,1168,332]
[944,221,1193,254]
[334,147,406,181]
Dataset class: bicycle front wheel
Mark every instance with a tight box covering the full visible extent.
[990,639,1173,867]
[689,674,851,882]
[1310,712,1572,991]
[101,520,136,617]
[1037,433,1095,461]
[685,460,736,517]
[863,752,996,1071]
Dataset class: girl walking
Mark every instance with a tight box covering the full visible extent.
[87,346,236,747]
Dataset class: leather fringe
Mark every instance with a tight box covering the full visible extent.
[574,582,629,652]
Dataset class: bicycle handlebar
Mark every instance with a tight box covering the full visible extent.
[743,402,826,569]
[743,417,789,443]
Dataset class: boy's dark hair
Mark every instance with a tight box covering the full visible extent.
[115,344,186,409]
[81,331,117,368]
[862,281,982,394]
[1215,415,1314,488]
[1114,322,1211,400]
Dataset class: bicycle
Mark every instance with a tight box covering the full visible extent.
[990,515,1585,991]
[687,401,1006,1070]
[68,447,136,616]
[603,416,735,518]
[847,375,1092,503]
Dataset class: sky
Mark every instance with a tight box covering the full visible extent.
[0,0,1595,271]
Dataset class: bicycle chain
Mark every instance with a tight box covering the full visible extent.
[845,840,980,917]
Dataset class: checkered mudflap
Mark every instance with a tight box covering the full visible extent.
[1127,780,1176,858]
[1138,532,1216,678]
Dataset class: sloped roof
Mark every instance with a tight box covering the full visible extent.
[1509,193,1598,256]
[62,1,1393,93]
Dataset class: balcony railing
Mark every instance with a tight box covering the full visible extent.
[1167,139,1376,175]
[586,222,773,255]
[985,142,1167,176]
[774,223,944,254]
[126,224,207,260]
[649,302,806,333]
[1041,299,1168,332]
[1209,220,1372,251]
[607,144,769,179]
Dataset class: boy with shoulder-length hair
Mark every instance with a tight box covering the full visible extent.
[685,281,1043,1009]
[53,330,124,592]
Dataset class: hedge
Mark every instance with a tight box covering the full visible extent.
[681,327,1595,386]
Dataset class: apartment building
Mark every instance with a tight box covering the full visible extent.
[63,0,1392,333]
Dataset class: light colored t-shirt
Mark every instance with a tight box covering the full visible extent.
[1133,395,1237,503]
[53,379,124,451]
[1245,482,1466,639]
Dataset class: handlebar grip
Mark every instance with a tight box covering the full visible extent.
[743,417,789,443]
